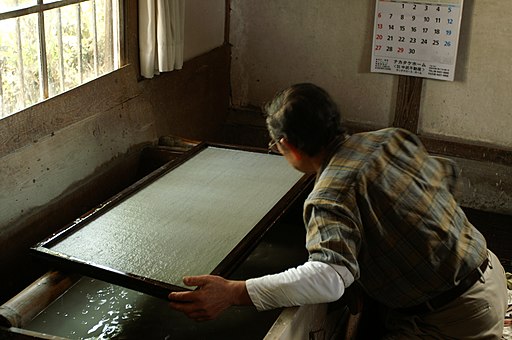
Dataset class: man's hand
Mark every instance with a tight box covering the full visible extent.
[168,275,252,321]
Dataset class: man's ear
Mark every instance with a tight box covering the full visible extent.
[281,138,303,161]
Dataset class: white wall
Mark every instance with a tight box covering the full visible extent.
[230,0,512,149]
[184,0,225,60]
[230,1,395,127]
[420,1,512,147]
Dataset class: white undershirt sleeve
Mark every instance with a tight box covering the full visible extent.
[245,261,354,311]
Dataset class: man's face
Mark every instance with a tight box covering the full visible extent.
[276,141,316,174]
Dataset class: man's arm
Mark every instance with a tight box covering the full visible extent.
[247,261,350,310]
[168,261,351,321]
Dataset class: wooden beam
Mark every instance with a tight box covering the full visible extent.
[0,0,87,20]
[420,135,512,166]
[393,75,423,133]
[345,120,512,167]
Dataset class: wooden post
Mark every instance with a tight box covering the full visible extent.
[393,75,423,133]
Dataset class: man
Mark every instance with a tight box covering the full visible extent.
[169,83,507,338]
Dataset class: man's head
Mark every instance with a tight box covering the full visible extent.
[264,83,345,157]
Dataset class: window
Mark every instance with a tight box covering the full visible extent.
[0,0,122,119]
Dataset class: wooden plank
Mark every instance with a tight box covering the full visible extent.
[0,65,141,159]
[264,306,327,340]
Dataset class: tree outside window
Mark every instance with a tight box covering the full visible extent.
[0,0,122,119]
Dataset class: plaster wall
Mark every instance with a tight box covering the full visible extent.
[230,0,397,126]
[419,1,512,148]
[230,0,512,149]
[184,0,226,60]
[229,0,395,127]
[228,0,512,215]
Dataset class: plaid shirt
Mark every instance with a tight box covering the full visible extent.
[304,128,487,308]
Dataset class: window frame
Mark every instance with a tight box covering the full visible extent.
[0,0,125,118]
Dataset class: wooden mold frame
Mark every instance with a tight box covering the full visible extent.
[31,142,313,300]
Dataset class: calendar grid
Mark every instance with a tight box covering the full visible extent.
[371,0,464,81]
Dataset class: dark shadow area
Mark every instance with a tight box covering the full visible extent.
[464,207,512,272]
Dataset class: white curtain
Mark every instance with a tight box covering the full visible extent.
[138,0,185,79]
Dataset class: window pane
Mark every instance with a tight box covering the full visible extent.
[0,18,19,116]
[0,0,36,12]
[20,14,41,107]
[44,8,65,96]
[45,0,117,97]
[1,0,121,118]
[0,14,40,117]
[80,1,97,83]
[95,0,115,74]
[55,4,80,92]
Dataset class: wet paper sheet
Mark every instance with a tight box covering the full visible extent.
[32,146,308,298]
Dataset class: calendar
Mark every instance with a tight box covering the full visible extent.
[371,0,464,81]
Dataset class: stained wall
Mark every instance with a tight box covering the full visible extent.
[229,0,512,214]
